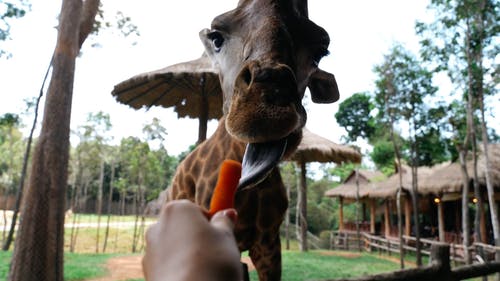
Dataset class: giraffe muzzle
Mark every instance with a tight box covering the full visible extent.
[238,138,287,191]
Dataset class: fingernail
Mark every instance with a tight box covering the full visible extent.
[222,209,238,223]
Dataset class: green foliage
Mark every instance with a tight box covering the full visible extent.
[0,0,29,57]
[416,0,499,154]
[0,112,24,192]
[335,92,376,142]
[307,179,337,233]
[328,162,357,182]
[89,3,140,48]
[370,140,395,174]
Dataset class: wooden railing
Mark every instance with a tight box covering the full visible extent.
[313,243,500,281]
[329,230,500,265]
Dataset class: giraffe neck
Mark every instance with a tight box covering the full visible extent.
[168,116,246,208]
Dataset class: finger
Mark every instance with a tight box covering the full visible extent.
[210,209,238,233]
[145,222,159,245]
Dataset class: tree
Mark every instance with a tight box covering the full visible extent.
[417,0,499,266]
[80,112,112,253]
[0,113,22,244]
[383,45,437,266]
[370,140,396,175]
[335,92,376,142]
[0,0,29,57]
[373,47,408,269]
[8,1,100,280]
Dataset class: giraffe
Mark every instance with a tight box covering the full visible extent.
[167,0,339,279]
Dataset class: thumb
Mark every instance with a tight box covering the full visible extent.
[210,209,238,233]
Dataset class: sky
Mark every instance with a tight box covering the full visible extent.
[0,0,434,158]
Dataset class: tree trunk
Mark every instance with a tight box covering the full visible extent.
[69,181,81,253]
[385,89,405,269]
[8,2,81,280]
[132,187,139,253]
[297,160,308,252]
[473,0,500,273]
[458,148,472,264]
[355,168,361,251]
[409,117,422,266]
[285,183,290,250]
[102,161,115,252]
[8,1,99,279]
[95,159,105,253]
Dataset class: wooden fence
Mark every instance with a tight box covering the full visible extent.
[313,243,500,281]
[330,231,499,264]
[326,231,500,281]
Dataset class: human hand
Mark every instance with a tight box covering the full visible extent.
[142,200,242,281]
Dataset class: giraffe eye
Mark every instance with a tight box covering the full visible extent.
[312,48,330,67]
[208,31,224,52]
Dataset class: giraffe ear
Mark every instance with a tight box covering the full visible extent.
[308,69,339,103]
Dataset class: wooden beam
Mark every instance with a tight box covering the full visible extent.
[370,199,376,234]
[339,197,344,232]
[438,201,445,242]
[384,200,390,237]
[405,196,411,236]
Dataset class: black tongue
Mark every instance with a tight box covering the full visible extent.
[238,138,287,190]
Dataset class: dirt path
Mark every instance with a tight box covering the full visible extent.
[86,255,255,281]
[87,255,144,281]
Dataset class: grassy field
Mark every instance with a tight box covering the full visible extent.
[64,213,155,253]
[0,250,402,281]
[0,250,116,280]
[2,215,487,280]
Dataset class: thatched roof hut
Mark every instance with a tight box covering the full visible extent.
[324,170,385,201]
[367,165,435,198]
[324,182,376,201]
[290,128,362,164]
[418,143,500,197]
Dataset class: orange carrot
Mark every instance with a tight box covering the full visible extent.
[208,159,242,217]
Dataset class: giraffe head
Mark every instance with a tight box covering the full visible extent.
[200,0,339,188]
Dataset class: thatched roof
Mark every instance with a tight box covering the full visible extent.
[324,182,377,200]
[111,54,223,120]
[290,128,362,164]
[367,165,435,198]
[323,144,500,201]
[418,143,500,196]
[325,169,386,200]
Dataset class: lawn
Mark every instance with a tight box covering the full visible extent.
[0,249,402,281]
[0,251,115,280]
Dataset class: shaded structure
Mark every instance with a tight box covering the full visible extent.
[367,165,435,238]
[111,54,223,144]
[325,144,500,246]
[290,128,361,251]
[325,170,385,234]
[418,144,500,243]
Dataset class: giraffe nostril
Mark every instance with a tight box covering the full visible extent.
[242,67,252,86]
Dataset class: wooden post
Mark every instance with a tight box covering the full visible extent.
[384,200,391,237]
[298,160,308,252]
[430,243,452,281]
[339,197,344,232]
[370,199,376,234]
[438,201,445,242]
[479,201,487,244]
[405,196,411,236]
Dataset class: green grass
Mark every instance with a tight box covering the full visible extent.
[0,251,115,280]
[251,250,400,281]
[117,250,401,281]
